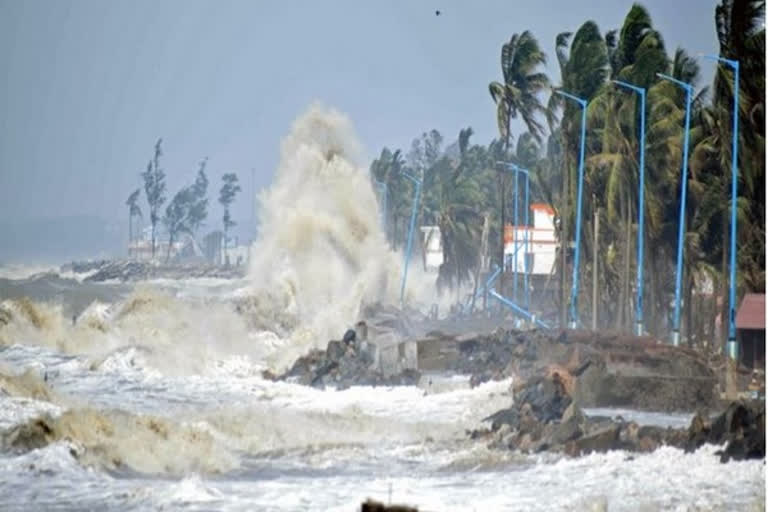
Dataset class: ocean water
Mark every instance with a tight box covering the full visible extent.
[0,105,764,511]
[0,331,764,512]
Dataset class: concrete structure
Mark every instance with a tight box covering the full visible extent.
[504,203,558,275]
[420,225,443,272]
[128,226,184,261]
[367,332,418,377]
[735,293,765,369]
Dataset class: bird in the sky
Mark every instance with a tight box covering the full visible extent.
[435,10,441,16]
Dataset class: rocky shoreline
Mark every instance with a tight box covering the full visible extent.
[277,316,764,464]
[270,325,421,390]
[61,259,246,282]
[472,369,764,462]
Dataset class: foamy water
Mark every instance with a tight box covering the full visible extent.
[0,106,764,510]
[0,336,764,512]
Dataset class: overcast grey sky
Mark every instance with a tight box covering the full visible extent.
[0,0,720,228]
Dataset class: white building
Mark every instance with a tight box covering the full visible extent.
[504,203,558,276]
[420,226,444,272]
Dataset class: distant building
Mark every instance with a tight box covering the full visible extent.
[735,293,765,369]
[128,225,204,262]
[203,231,225,264]
[202,230,248,267]
[504,203,558,276]
[420,226,443,272]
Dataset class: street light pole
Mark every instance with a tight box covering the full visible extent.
[513,167,519,304]
[701,54,740,361]
[400,171,422,307]
[612,80,647,337]
[657,73,694,347]
[524,169,530,311]
[554,90,588,330]
[497,161,532,323]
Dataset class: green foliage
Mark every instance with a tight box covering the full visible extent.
[141,138,167,257]
[126,189,142,219]
[219,172,241,235]
[489,30,550,147]
[369,1,764,340]
[161,157,210,261]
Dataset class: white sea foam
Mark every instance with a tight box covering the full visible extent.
[0,105,762,511]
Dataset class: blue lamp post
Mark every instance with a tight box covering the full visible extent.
[522,169,531,310]
[612,80,647,337]
[516,168,531,311]
[554,90,587,329]
[497,162,533,323]
[496,161,528,306]
[657,73,693,347]
[513,166,519,303]
[400,170,422,307]
[701,54,740,361]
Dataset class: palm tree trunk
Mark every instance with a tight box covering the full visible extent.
[223,226,228,266]
[559,153,569,328]
[499,172,506,298]
[719,214,729,349]
[707,277,716,350]
[166,232,173,263]
[128,213,132,259]
[647,253,656,338]
[470,214,489,312]
[685,270,694,347]
[618,191,631,331]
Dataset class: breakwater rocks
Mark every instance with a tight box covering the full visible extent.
[271,325,420,390]
[472,370,764,462]
[61,260,245,282]
[424,327,718,412]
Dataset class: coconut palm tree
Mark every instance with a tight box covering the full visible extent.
[126,189,142,259]
[489,30,549,295]
[690,0,766,342]
[548,20,609,325]
[489,31,550,148]
[434,128,484,296]
[370,148,411,248]
[585,4,669,330]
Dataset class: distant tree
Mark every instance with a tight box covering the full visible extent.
[125,189,142,258]
[188,158,209,236]
[163,187,193,262]
[141,139,167,258]
[161,157,210,262]
[219,173,241,263]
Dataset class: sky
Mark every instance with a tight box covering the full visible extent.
[0,0,721,239]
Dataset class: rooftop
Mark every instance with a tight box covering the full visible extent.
[736,293,765,330]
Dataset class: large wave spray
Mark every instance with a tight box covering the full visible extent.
[246,104,407,368]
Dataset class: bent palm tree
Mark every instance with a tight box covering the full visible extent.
[489,30,549,295]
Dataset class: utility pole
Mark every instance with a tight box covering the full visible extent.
[592,197,599,331]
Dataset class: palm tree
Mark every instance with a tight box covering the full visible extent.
[370,148,410,248]
[126,189,142,259]
[434,128,484,297]
[489,30,549,295]
[694,0,766,342]
[585,5,669,331]
[548,20,608,325]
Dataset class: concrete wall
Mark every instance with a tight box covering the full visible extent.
[371,332,418,377]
